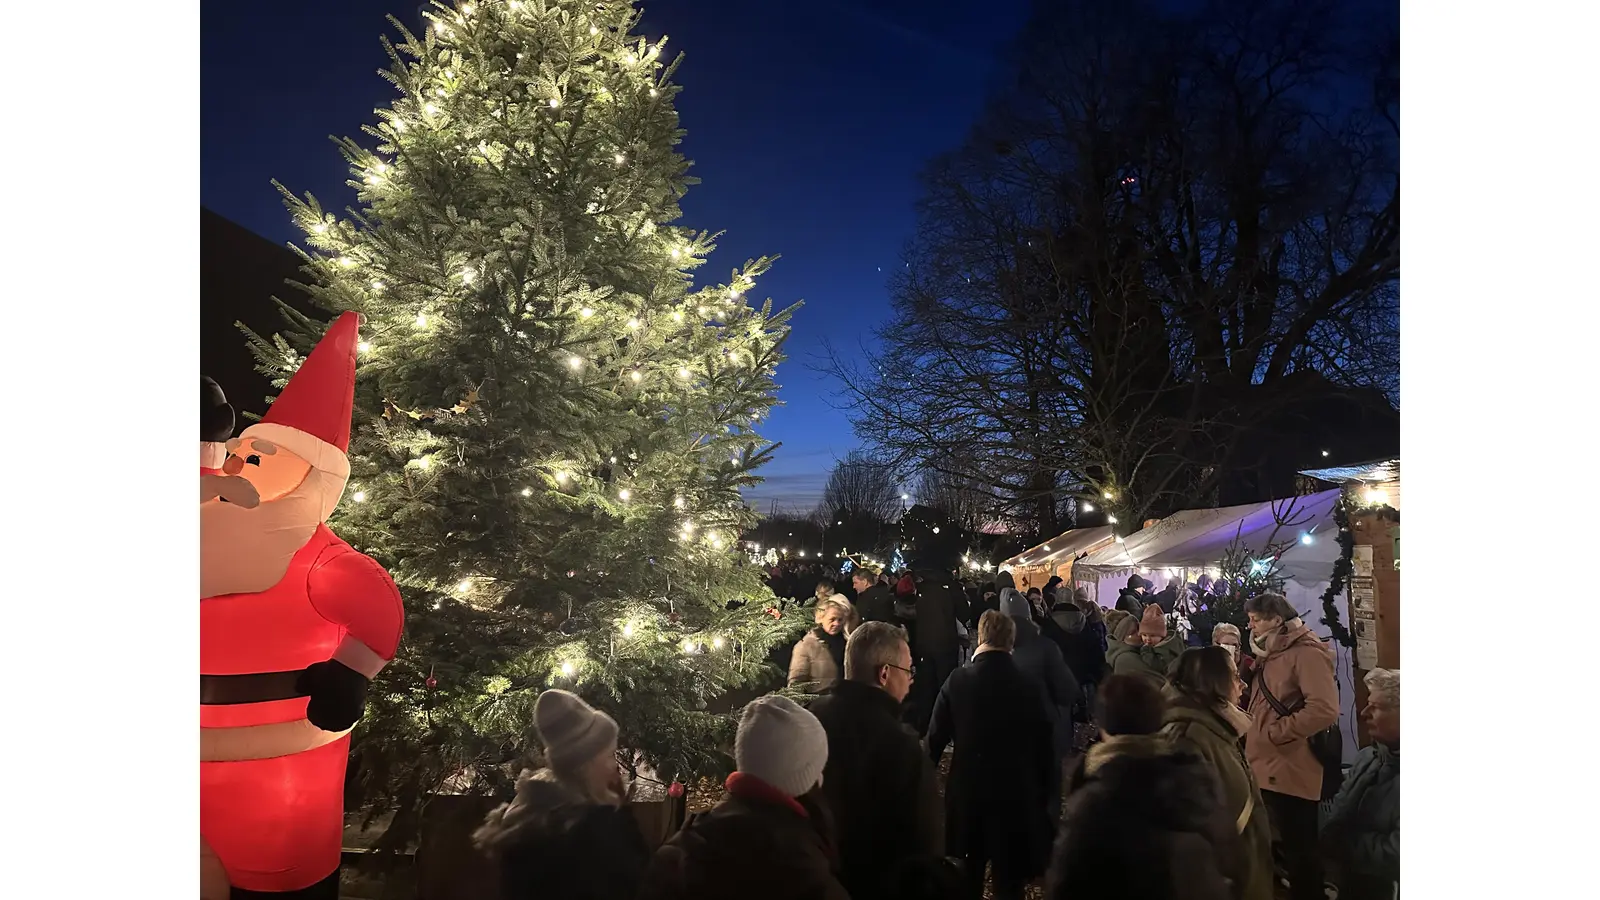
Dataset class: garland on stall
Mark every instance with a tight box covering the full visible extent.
[1319,494,1400,649]
[1318,496,1357,648]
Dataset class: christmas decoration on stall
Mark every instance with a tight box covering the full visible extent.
[1317,491,1398,649]
[202,312,406,896]
[243,0,802,848]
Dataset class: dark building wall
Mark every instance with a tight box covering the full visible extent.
[200,208,323,425]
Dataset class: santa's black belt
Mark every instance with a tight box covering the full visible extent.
[201,671,307,705]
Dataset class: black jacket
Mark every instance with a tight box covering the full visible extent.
[808,680,945,900]
[1051,738,1242,900]
[1010,616,1080,753]
[856,583,898,626]
[1042,603,1108,688]
[638,775,848,900]
[1116,588,1146,617]
[910,576,959,658]
[927,651,1054,883]
[473,769,651,900]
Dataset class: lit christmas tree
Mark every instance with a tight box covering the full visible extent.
[244,0,800,831]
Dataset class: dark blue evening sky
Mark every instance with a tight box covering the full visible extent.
[201,0,1031,512]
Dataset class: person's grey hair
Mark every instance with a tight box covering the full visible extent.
[1364,668,1400,707]
[1243,592,1298,621]
[843,621,907,683]
[1211,622,1241,643]
[814,595,852,623]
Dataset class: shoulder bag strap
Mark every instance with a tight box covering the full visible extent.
[1235,792,1254,834]
[1254,669,1302,719]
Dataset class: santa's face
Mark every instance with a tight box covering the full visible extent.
[201,438,330,599]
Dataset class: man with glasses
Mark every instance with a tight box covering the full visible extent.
[808,622,946,900]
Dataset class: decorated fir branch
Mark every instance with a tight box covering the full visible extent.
[1318,494,1399,650]
[243,0,804,840]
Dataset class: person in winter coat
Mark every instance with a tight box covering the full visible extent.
[1162,648,1275,900]
[474,690,651,900]
[1116,574,1149,617]
[1152,575,1184,614]
[1322,668,1399,900]
[1211,623,1256,707]
[1000,591,1079,823]
[853,568,897,626]
[808,621,949,900]
[1042,590,1108,694]
[788,596,852,691]
[1106,605,1184,687]
[639,696,848,900]
[928,611,1055,900]
[907,568,961,735]
[1051,674,1240,900]
[1242,593,1339,900]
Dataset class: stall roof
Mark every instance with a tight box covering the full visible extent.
[1299,457,1400,485]
[1075,489,1342,587]
[1000,526,1116,571]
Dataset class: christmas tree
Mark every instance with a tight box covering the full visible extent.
[243,0,801,836]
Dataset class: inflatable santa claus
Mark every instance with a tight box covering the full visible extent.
[201,375,233,475]
[201,311,404,898]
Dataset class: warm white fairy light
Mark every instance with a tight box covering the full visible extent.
[549,97,560,108]
[352,490,367,503]
[626,317,640,329]
[436,88,446,97]
[560,661,574,676]
[337,256,354,268]
[932,526,941,534]
[521,487,533,497]
[414,313,428,328]
[626,53,636,64]
[456,578,471,593]
[649,88,658,97]
[461,268,476,284]
[415,457,432,470]
[461,3,474,14]
[313,222,328,234]
[678,367,691,379]
[424,102,439,115]
[1108,515,1119,524]
[371,280,385,291]
[670,247,681,259]
[681,638,695,653]
[671,310,683,322]
[630,369,642,382]
[674,496,686,508]
[555,471,570,483]
[712,637,725,650]
[618,488,631,501]
[590,25,599,35]
[357,341,372,353]
[615,153,626,165]
[568,356,583,370]
[1082,502,1095,513]
[580,307,594,318]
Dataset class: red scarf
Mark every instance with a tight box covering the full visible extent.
[725,771,809,819]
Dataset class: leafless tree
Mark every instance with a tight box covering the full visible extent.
[915,467,995,537]
[821,451,903,523]
[825,0,1397,533]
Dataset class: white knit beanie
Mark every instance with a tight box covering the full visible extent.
[735,695,829,798]
[534,689,618,773]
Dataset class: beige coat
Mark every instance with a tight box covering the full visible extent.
[787,630,840,691]
[1244,619,1338,801]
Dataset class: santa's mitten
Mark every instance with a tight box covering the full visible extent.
[297,659,370,732]
[201,376,234,443]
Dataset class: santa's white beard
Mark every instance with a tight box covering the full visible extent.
[201,470,333,599]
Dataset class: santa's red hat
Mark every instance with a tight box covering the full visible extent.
[240,311,360,486]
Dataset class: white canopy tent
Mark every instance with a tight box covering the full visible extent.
[997,525,1116,587]
[1073,489,1360,761]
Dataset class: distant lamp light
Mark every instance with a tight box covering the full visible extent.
[1300,533,1315,545]
[932,526,941,534]
[1322,450,1331,457]
[1081,502,1094,513]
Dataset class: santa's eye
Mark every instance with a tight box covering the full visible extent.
[245,454,262,466]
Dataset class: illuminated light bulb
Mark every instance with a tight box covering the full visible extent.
[678,367,691,379]
[415,457,432,470]
[371,280,385,291]
[682,521,696,532]
[682,639,694,653]
[618,489,631,501]
[521,487,533,497]
[626,317,640,329]
[337,256,354,268]
[799,550,806,557]
[1300,533,1315,545]
[671,311,683,322]
[436,88,446,97]
[549,97,560,108]
[932,526,941,534]
[313,222,328,234]
[1108,515,1119,524]
[351,490,367,503]
[432,600,442,610]
[510,1,520,9]
[615,153,626,165]
[590,25,599,35]
[1044,545,1052,552]
[580,307,595,318]
[414,313,428,328]
[649,88,659,97]
[697,306,707,316]
[424,103,438,115]
[357,341,372,353]
[393,119,407,132]
[622,622,634,637]
[456,579,471,593]
[901,493,909,500]
[1321,449,1331,457]
[1082,502,1095,513]
[568,356,583,370]
[560,662,574,676]
[626,53,636,64]
[461,268,475,283]
[712,637,725,650]
[1365,488,1389,506]
[1103,490,1114,499]
[712,538,724,549]
[610,456,617,463]
[435,21,448,33]
[555,471,569,483]
[674,496,685,508]
[461,3,474,14]
[630,369,642,382]
[516,52,524,59]
[373,161,387,174]
[670,247,681,259]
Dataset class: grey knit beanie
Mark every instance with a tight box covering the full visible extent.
[534,689,618,773]
[734,695,829,798]
[999,590,1032,620]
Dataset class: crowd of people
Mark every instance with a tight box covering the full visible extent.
[471,565,1400,900]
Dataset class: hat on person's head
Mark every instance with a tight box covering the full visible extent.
[534,689,619,774]
[735,695,829,798]
[1111,614,1140,642]
[999,590,1032,620]
[1126,573,1145,590]
[1138,604,1168,639]
[1072,586,1090,604]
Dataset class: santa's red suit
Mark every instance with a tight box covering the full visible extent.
[201,312,404,897]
